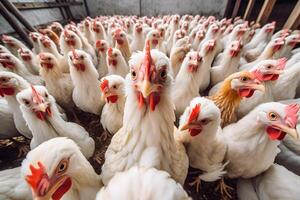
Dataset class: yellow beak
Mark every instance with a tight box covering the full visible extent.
[141,80,152,98]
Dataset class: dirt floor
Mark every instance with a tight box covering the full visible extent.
[0,110,238,200]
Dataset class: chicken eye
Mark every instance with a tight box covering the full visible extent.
[80,55,84,60]
[45,93,49,98]
[0,77,7,82]
[160,69,167,80]
[113,85,117,89]
[71,35,74,39]
[114,53,118,57]
[266,65,272,69]
[131,70,137,80]
[268,112,278,121]
[201,118,210,125]
[5,56,10,59]
[56,159,68,174]
[23,99,30,106]
[47,57,51,61]
[69,55,73,60]
[240,76,248,82]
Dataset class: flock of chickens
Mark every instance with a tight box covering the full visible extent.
[0,14,300,200]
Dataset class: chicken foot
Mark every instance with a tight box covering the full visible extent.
[215,177,233,200]
[189,175,202,193]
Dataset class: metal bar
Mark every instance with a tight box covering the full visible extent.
[1,0,36,32]
[223,0,234,18]
[284,0,300,29]
[256,0,277,24]
[243,0,256,20]
[0,2,33,48]
[83,0,90,16]
[231,0,242,18]
[56,0,67,20]
[13,1,83,10]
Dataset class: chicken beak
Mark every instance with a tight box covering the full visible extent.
[250,83,265,92]
[274,124,299,139]
[180,123,190,131]
[141,79,152,98]
[37,103,47,113]
[180,122,201,131]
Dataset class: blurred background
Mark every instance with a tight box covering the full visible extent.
[0,0,298,35]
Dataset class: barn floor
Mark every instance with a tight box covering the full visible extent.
[0,110,237,200]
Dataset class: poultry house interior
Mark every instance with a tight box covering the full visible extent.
[0,0,300,199]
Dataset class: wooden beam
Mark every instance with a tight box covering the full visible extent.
[243,0,256,20]
[284,0,300,29]
[13,1,82,10]
[232,0,242,18]
[256,0,277,24]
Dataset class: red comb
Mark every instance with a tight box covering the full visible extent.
[100,79,109,92]
[72,49,78,59]
[285,104,300,128]
[96,40,101,48]
[31,85,43,104]
[107,47,113,57]
[26,161,46,189]
[188,104,201,123]
[38,53,47,60]
[277,57,287,70]
[143,40,152,80]
[115,29,122,36]
[64,30,69,37]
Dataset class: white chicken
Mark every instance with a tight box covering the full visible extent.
[101,41,188,185]
[100,75,126,135]
[97,166,190,200]
[113,29,132,63]
[211,40,243,85]
[0,98,18,138]
[106,47,129,77]
[38,52,74,109]
[39,35,69,73]
[0,137,101,200]
[0,52,44,85]
[130,23,144,52]
[17,48,40,75]
[237,58,286,118]
[222,102,300,179]
[29,32,42,55]
[1,34,29,56]
[177,97,227,191]
[95,39,109,78]
[16,85,95,158]
[146,29,167,54]
[68,49,104,114]
[172,50,203,116]
[92,20,107,42]
[237,164,300,200]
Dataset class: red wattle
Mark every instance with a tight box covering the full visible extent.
[238,89,254,98]
[0,87,15,96]
[107,95,118,103]
[266,126,286,140]
[52,178,72,200]
[189,128,202,136]
[149,92,160,111]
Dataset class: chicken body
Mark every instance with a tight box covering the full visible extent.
[172,51,203,116]
[237,164,300,200]
[101,44,188,185]
[97,166,190,200]
[39,52,74,109]
[0,98,18,139]
[177,97,227,182]
[0,72,32,138]
[106,47,129,77]
[68,49,104,114]
[222,102,300,178]
[100,75,126,134]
